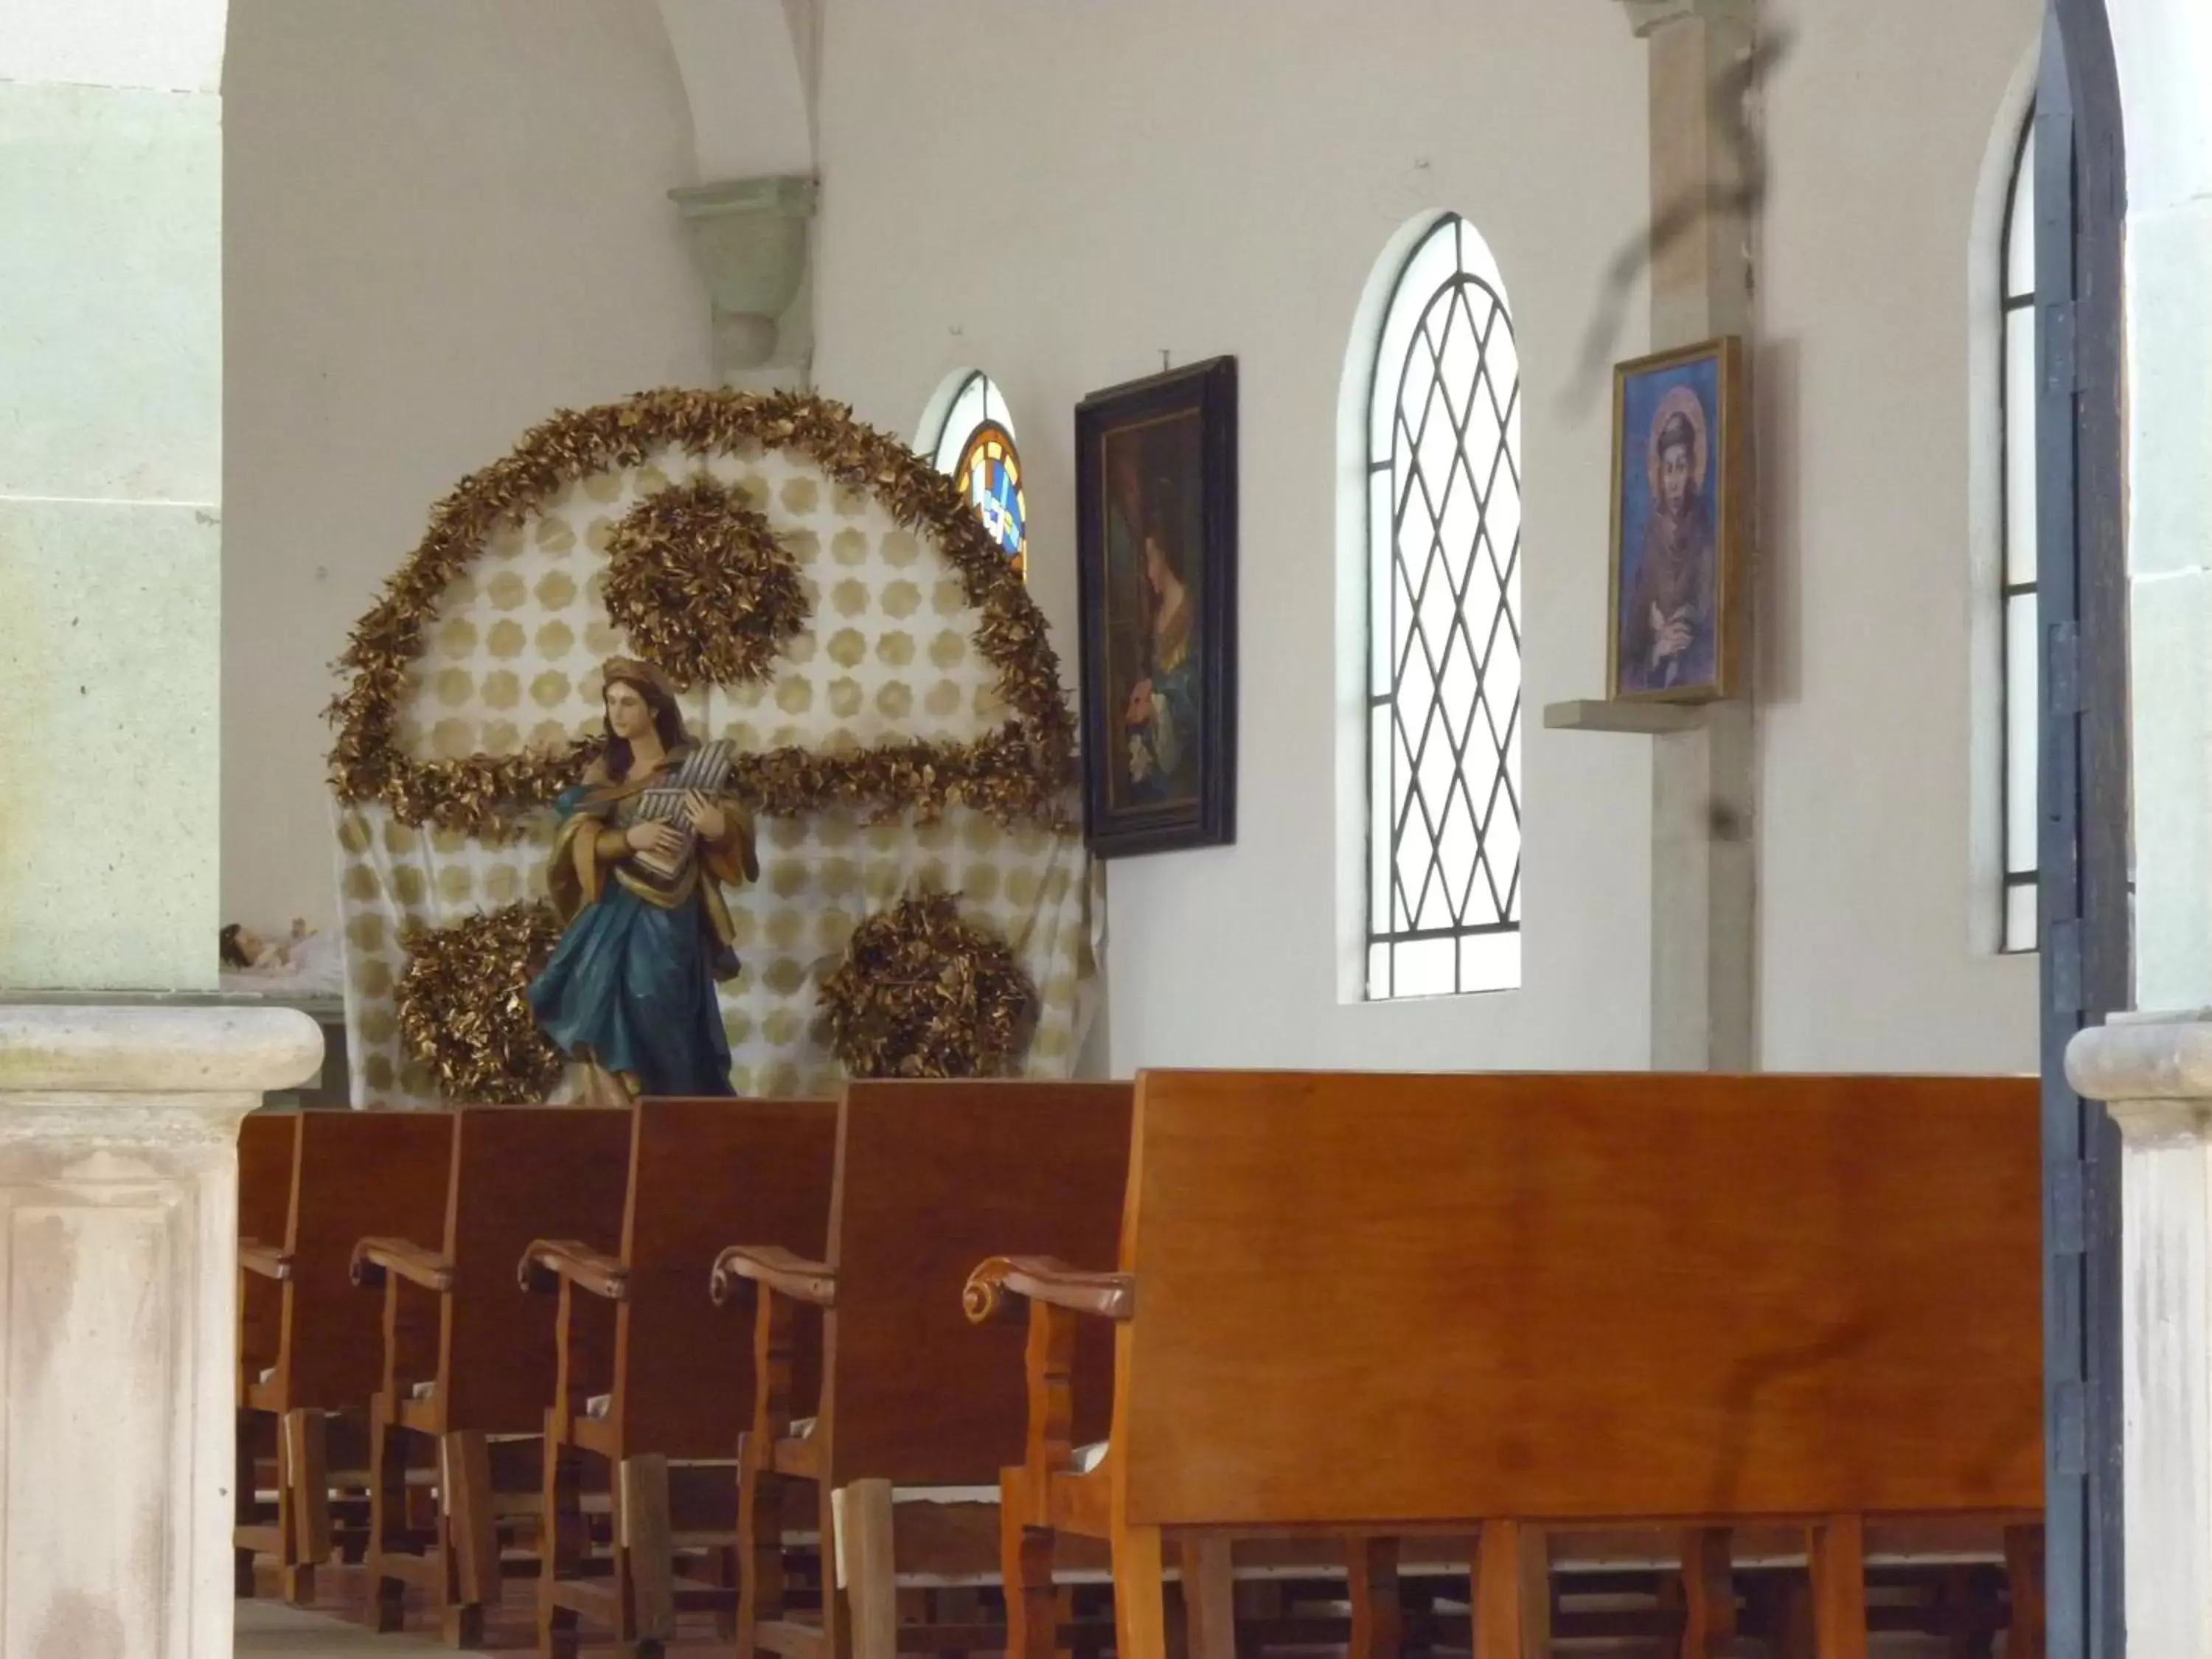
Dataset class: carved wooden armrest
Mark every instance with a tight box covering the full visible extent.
[711,1245,838,1309]
[351,1236,456,1293]
[518,1238,629,1301]
[964,1256,1135,1324]
[239,1237,293,1281]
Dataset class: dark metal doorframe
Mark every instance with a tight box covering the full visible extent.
[2036,2,2129,1655]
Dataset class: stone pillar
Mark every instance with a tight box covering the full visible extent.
[2065,1012,2212,1658]
[0,1006,321,1659]
[1584,0,1759,1071]
[0,1,229,993]
[669,174,819,394]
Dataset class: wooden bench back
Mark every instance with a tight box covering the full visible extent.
[1116,1071,2043,1528]
[618,1096,838,1457]
[439,1105,632,1430]
[282,1108,453,1408]
[237,1109,299,1392]
[828,1080,1133,1486]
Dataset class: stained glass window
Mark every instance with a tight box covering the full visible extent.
[929,372,1027,580]
[2000,113,2037,953]
[1365,215,1523,1000]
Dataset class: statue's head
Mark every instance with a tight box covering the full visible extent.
[599,658,689,778]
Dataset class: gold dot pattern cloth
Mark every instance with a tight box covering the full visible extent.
[335,443,1095,1105]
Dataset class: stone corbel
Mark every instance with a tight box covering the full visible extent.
[668,174,818,393]
[1619,0,1755,38]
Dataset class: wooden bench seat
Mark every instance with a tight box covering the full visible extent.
[521,1096,838,1658]
[716,1080,1133,1659]
[352,1105,631,1646]
[235,1105,453,1605]
[970,1070,2046,1659]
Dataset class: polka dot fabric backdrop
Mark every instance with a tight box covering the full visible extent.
[335,441,1096,1106]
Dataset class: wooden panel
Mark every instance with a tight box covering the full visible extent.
[619,1096,836,1458]
[827,1081,1132,1486]
[282,1110,453,1408]
[237,1111,299,1387]
[1117,1071,2042,1527]
[440,1106,631,1430]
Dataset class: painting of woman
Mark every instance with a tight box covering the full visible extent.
[1121,516,1202,805]
[526,658,757,1104]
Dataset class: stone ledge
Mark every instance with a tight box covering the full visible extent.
[2067,1012,2212,1143]
[0,1004,322,1096]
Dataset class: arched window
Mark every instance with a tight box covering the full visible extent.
[1998,116,2037,952]
[925,371,1028,581]
[1365,215,1523,1000]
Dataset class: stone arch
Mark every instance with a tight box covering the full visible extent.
[655,0,815,180]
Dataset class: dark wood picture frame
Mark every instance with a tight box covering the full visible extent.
[1074,356,1237,858]
[1605,335,1749,704]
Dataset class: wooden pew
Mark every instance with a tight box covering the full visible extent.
[969,1071,2046,1659]
[714,1080,1133,1659]
[352,1105,632,1646]
[235,1106,454,1605]
[521,1096,838,1658]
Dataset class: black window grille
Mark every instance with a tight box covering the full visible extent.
[1366,215,1523,1000]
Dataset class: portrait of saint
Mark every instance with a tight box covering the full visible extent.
[1075,355,1237,857]
[526,658,757,1105]
[1609,339,1742,703]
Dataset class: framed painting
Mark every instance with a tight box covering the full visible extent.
[1607,335,1749,703]
[1074,356,1237,858]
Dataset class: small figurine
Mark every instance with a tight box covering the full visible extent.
[526,658,757,1105]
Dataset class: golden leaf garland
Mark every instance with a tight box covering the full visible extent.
[603,477,807,688]
[327,389,1074,837]
[394,902,566,1104]
[818,894,1037,1079]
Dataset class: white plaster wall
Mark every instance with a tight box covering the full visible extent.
[813,0,2041,1076]
[1752,0,2042,1071]
[815,0,1654,1074]
[220,0,709,934]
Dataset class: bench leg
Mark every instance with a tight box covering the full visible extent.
[1001,1470,1058,1659]
[1681,1527,1736,1659]
[234,1407,262,1598]
[281,1409,330,1607]
[540,1429,587,1659]
[366,1399,408,1635]
[836,1480,898,1659]
[1474,1520,1549,1659]
[2004,1523,2046,1659]
[437,1429,497,1648]
[736,1430,786,1659]
[1808,1515,1867,1659]
[1182,1537,1236,1659]
[1347,1537,1402,1659]
[1113,1523,1171,1659]
[622,1454,678,1658]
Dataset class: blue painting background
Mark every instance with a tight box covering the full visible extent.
[1616,352,1721,656]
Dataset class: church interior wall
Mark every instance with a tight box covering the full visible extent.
[217,0,2044,1079]
[220,0,711,936]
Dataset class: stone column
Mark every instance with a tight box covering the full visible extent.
[2065,1012,2212,1658]
[1553,0,1758,1069]
[0,1,229,993]
[669,174,819,393]
[0,1006,321,1658]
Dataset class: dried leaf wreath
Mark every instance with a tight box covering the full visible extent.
[327,388,1074,838]
[394,902,566,1104]
[818,893,1037,1079]
[602,476,808,689]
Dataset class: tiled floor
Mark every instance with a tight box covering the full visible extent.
[234,1568,736,1657]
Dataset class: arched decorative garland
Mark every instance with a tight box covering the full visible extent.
[327,389,1074,837]
[818,894,1037,1079]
